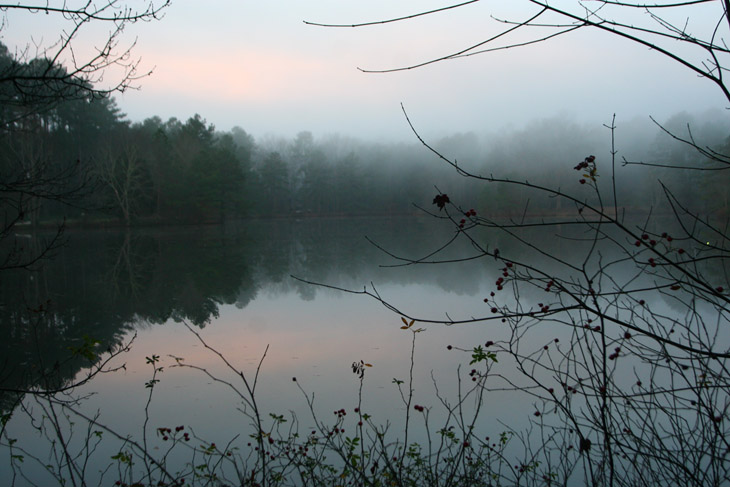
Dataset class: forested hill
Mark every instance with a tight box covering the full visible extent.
[2,45,729,226]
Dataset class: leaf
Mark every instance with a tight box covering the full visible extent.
[401,317,409,326]
[365,363,373,367]
[400,326,410,329]
[432,193,450,210]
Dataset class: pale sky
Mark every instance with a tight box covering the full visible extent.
[3,1,728,140]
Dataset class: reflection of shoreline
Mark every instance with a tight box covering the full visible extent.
[1,215,700,414]
[0,219,440,403]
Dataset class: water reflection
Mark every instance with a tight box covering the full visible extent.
[4,216,716,412]
[0,217,490,410]
[3,216,722,486]
[0,217,517,486]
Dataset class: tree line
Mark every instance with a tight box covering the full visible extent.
[2,41,729,229]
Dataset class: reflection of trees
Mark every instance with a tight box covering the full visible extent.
[108,231,157,300]
[0,227,257,410]
[1,217,630,413]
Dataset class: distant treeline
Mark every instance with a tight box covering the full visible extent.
[2,43,729,225]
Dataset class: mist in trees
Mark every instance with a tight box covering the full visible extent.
[3,39,728,230]
[3,53,728,229]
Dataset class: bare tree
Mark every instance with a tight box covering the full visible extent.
[307,0,730,165]
[94,131,150,225]
[0,1,170,127]
[301,2,730,485]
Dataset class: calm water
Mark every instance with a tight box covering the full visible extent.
[1,216,721,485]
[0,217,525,485]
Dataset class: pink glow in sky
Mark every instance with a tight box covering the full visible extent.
[3,1,728,139]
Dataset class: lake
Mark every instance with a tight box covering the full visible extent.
[1,216,726,486]
[0,217,523,485]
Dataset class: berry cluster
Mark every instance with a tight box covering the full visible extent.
[157,425,190,442]
[574,155,597,184]
[458,208,477,229]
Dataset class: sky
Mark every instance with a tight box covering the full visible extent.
[3,1,729,141]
